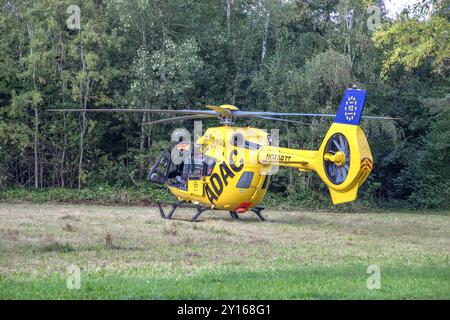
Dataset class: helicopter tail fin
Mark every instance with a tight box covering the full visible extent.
[333,88,367,126]
[315,88,373,204]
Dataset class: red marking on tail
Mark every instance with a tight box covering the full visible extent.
[360,158,372,171]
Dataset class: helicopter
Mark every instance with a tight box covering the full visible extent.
[50,86,398,222]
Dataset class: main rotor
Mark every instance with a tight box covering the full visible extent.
[206,104,238,125]
[48,104,400,126]
[48,88,401,126]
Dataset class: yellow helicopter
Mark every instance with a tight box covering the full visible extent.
[50,87,397,222]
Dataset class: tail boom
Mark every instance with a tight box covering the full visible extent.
[257,88,373,205]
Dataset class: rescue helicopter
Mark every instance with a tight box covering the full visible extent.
[50,86,398,222]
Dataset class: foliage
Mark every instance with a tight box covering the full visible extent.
[397,105,450,209]
[0,0,448,209]
[373,16,450,77]
[0,184,173,205]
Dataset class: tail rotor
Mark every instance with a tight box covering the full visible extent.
[324,133,351,185]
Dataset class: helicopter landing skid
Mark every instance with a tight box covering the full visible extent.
[157,202,183,219]
[250,206,266,221]
[229,211,240,220]
[157,203,265,222]
[191,207,208,222]
[231,207,265,221]
[157,202,208,222]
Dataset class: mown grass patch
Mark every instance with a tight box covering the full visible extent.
[0,204,449,299]
[1,264,449,299]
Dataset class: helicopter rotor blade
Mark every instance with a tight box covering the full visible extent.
[234,111,401,121]
[48,107,401,121]
[248,115,324,127]
[234,111,335,118]
[47,108,217,116]
[359,115,402,120]
[144,114,216,126]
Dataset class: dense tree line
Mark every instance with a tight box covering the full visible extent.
[0,0,448,209]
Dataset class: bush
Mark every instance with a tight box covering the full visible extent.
[0,184,174,206]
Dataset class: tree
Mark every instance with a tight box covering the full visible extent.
[64,1,123,189]
[373,16,450,77]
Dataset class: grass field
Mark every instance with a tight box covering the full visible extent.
[0,203,449,299]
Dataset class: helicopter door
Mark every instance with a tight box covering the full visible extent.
[148,150,172,184]
[186,158,205,196]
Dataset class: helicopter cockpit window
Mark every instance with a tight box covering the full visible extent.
[262,175,270,189]
[182,157,192,177]
[151,146,218,190]
[148,150,171,184]
[232,133,244,147]
[166,156,191,190]
[231,133,262,150]
[244,140,262,150]
[203,156,216,176]
[191,159,203,180]
[236,171,254,189]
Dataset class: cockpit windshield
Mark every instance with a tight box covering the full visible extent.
[148,144,216,190]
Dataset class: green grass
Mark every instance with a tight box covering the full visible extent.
[2,265,449,299]
[0,203,449,299]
